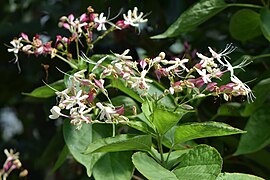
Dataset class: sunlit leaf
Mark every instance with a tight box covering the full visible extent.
[216,172,264,180]
[173,145,222,180]
[85,134,152,154]
[93,152,134,180]
[132,152,178,180]
[174,122,245,145]
[151,0,228,39]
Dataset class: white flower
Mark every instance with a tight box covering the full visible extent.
[49,106,67,119]
[94,13,107,31]
[63,90,89,110]
[96,102,116,121]
[123,7,148,28]
[8,38,23,54]
[231,75,255,103]
[130,70,153,90]
[113,49,133,61]
[163,58,189,74]
[208,44,236,66]
[195,68,211,84]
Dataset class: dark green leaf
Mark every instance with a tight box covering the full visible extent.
[85,134,152,154]
[215,102,242,117]
[173,145,222,180]
[127,120,154,134]
[22,80,65,98]
[151,0,228,39]
[229,9,261,41]
[174,122,245,145]
[93,152,134,180]
[242,78,270,117]
[132,152,178,180]
[235,107,270,155]
[260,8,270,42]
[164,149,191,169]
[51,145,69,173]
[63,120,106,177]
[216,173,264,180]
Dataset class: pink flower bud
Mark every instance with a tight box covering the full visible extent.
[21,32,29,41]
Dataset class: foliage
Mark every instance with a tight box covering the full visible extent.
[2,0,270,179]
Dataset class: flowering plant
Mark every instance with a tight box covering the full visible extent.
[6,4,264,180]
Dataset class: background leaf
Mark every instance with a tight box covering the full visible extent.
[173,145,222,180]
[93,151,134,180]
[174,122,245,145]
[260,8,270,42]
[85,134,152,154]
[216,172,264,180]
[151,0,228,39]
[22,80,65,98]
[229,9,261,41]
[235,107,270,155]
[242,77,270,117]
[63,120,111,176]
[132,152,178,180]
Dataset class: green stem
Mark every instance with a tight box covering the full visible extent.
[227,3,263,9]
[91,27,116,48]
[157,135,165,166]
[252,53,270,60]
[55,54,78,69]
[75,39,80,61]
[165,146,174,165]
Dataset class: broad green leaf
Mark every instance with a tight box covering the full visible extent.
[174,122,245,145]
[164,149,191,169]
[22,79,65,98]
[85,134,152,154]
[127,120,155,135]
[229,9,261,41]
[242,78,270,117]
[173,145,222,180]
[51,145,69,173]
[151,0,228,39]
[63,120,110,177]
[235,107,270,155]
[216,173,264,180]
[132,152,178,180]
[153,108,187,135]
[111,95,140,116]
[93,152,134,180]
[260,8,270,42]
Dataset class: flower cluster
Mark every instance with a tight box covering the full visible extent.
[6,6,148,71]
[46,44,254,129]
[0,149,27,180]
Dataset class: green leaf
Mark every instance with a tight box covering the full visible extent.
[229,9,261,41]
[242,78,270,117]
[215,102,242,117]
[216,173,264,180]
[151,0,228,39]
[132,152,178,180]
[260,8,270,42]
[93,152,134,180]
[22,80,65,98]
[153,108,187,135]
[111,95,140,116]
[164,149,191,169]
[173,145,222,180]
[174,122,245,145]
[235,107,270,155]
[51,145,69,173]
[63,120,109,177]
[85,134,152,154]
[110,78,143,103]
[127,120,155,134]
